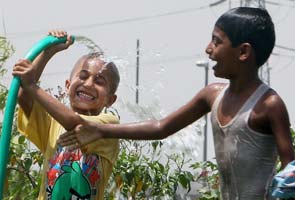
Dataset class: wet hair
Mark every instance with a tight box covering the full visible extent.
[70,52,120,94]
[215,7,275,67]
[103,61,120,94]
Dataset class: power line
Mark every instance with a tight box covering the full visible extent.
[266,0,295,6]
[272,52,295,58]
[5,1,224,39]
[275,44,295,51]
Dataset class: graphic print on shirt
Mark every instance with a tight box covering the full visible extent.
[46,145,102,199]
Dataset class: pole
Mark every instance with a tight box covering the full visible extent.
[136,39,140,104]
[196,60,209,161]
[267,64,270,86]
[204,64,208,161]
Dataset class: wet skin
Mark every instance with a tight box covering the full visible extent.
[65,58,116,116]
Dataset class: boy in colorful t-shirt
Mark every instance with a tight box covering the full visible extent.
[13,30,120,200]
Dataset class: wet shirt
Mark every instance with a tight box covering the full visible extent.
[211,83,277,200]
[17,101,119,200]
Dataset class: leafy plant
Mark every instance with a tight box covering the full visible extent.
[106,140,194,200]
[0,69,8,111]
[190,160,220,200]
[0,36,14,69]
[4,132,43,199]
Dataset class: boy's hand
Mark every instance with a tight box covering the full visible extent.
[45,30,74,54]
[57,120,103,151]
[12,59,37,89]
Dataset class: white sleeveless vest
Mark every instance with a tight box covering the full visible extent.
[211,83,277,200]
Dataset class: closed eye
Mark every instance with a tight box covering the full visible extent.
[79,70,90,80]
[94,74,107,85]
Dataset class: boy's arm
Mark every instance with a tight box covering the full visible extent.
[24,84,84,131]
[13,59,83,130]
[268,94,294,169]
[17,31,73,118]
[13,31,81,130]
[58,84,223,149]
[17,50,59,118]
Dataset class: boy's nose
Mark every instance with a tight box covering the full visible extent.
[84,77,94,87]
[205,44,213,55]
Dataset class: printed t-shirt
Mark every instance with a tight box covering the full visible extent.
[17,101,119,200]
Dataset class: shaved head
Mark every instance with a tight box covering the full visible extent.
[70,52,120,94]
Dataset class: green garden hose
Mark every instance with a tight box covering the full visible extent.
[0,35,74,198]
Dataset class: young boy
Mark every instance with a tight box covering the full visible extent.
[13,31,120,199]
[58,7,295,199]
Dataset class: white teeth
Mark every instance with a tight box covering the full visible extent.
[77,91,95,100]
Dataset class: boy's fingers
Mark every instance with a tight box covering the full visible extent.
[60,140,81,151]
[67,35,74,45]
[12,65,29,74]
[15,59,30,66]
[58,131,78,146]
[58,135,74,143]
[68,143,80,151]
[59,130,74,139]
[57,139,73,147]
[48,30,68,38]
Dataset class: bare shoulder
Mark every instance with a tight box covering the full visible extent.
[264,89,286,107]
[263,88,288,116]
[206,82,227,92]
[203,82,228,107]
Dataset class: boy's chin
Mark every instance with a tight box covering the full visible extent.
[72,107,101,116]
[213,70,221,78]
[214,73,228,80]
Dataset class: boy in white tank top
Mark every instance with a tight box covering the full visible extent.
[58,7,295,200]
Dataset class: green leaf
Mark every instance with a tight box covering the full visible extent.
[24,158,32,170]
[18,135,26,144]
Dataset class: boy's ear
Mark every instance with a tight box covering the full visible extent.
[65,79,71,93]
[239,43,252,61]
[106,94,117,108]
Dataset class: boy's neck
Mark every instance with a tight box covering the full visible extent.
[228,76,262,94]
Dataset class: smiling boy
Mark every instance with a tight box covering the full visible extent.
[13,31,120,200]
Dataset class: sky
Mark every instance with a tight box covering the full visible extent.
[1,0,295,161]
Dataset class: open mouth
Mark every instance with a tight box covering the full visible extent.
[210,60,217,70]
[76,91,96,101]
[212,64,217,70]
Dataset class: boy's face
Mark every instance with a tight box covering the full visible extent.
[65,57,117,115]
[205,26,240,79]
